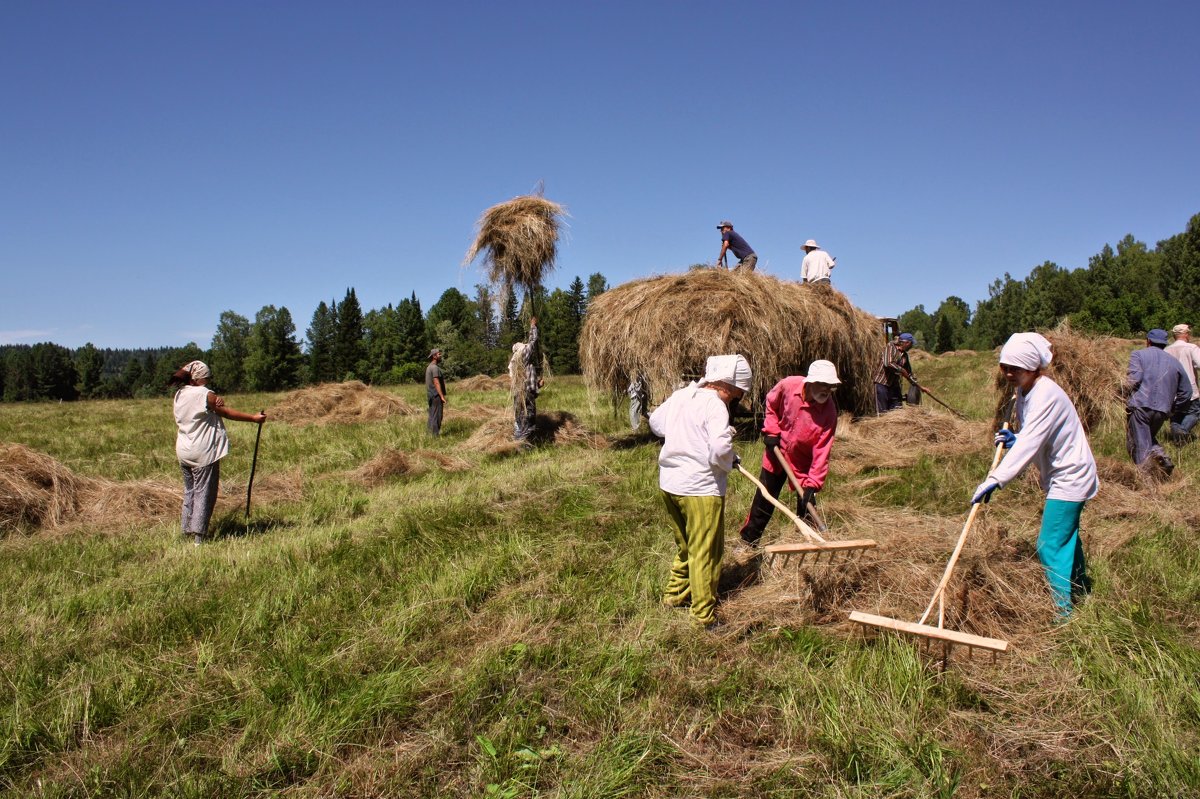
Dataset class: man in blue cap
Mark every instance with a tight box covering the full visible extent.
[1125,328,1192,476]
[872,333,918,414]
[715,221,757,272]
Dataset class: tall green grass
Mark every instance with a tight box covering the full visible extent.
[2,368,1199,796]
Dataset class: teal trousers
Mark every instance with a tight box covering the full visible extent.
[1038,499,1089,615]
[661,492,725,625]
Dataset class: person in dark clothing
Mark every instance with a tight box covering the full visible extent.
[425,348,447,436]
[1125,328,1191,476]
[716,221,757,272]
[873,333,917,414]
[511,317,541,445]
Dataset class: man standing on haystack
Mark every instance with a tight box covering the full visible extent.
[1165,323,1200,443]
[1125,328,1191,476]
[800,239,836,285]
[650,354,751,628]
[716,221,757,272]
[511,316,541,447]
[873,333,917,414]
[737,360,841,548]
[425,348,447,437]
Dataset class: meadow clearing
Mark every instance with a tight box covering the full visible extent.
[1,350,1198,797]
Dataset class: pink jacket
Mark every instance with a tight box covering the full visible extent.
[760,375,838,490]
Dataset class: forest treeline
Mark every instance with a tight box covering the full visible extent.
[0,273,608,401]
[899,212,1200,352]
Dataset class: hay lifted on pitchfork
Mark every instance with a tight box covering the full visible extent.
[465,194,567,297]
[580,270,882,416]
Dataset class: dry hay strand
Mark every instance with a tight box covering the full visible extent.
[992,321,1129,433]
[579,270,882,416]
[458,410,607,456]
[351,450,421,487]
[464,194,567,294]
[221,469,305,508]
[268,381,418,425]
[413,449,473,472]
[444,402,508,423]
[1,443,177,533]
[453,374,508,392]
[833,406,987,475]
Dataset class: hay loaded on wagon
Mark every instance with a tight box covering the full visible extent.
[579,269,882,416]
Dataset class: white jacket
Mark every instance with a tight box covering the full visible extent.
[649,383,735,496]
[989,377,1098,502]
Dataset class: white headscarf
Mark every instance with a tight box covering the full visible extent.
[697,354,752,391]
[998,332,1053,371]
[183,360,211,380]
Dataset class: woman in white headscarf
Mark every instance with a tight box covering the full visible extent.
[971,333,1098,616]
[168,360,266,545]
[649,354,751,628]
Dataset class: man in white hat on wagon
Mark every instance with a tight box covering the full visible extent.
[650,353,752,628]
[801,239,836,285]
[737,360,840,547]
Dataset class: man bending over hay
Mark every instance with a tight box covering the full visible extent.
[650,354,752,628]
[510,316,542,446]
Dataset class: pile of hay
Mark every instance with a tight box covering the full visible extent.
[458,411,607,456]
[465,194,567,294]
[579,270,882,416]
[1,444,177,533]
[349,448,474,487]
[453,374,508,392]
[993,322,1130,432]
[268,381,418,425]
[834,406,988,475]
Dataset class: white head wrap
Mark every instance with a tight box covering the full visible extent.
[697,354,752,392]
[998,332,1053,371]
[183,360,211,380]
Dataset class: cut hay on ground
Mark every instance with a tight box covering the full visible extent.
[268,381,418,426]
[453,374,509,392]
[579,270,882,416]
[993,322,1130,432]
[458,411,607,456]
[348,449,473,487]
[833,406,988,475]
[1,444,177,533]
[465,194,566,294]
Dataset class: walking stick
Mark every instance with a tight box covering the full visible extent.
[245,411,264,520]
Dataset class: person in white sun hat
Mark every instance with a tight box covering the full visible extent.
[650,353,752,628]
[738,360,840,547]
[801,239,836,285]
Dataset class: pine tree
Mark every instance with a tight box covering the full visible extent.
[334,288,366,380]
[395,292,427,366]
[75,343,105,399]
[210,311,251,391]
[306,301,338,383]
[245,305,304,391]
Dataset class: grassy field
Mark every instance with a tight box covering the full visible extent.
[2,354,1199,797]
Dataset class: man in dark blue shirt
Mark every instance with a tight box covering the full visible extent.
[716,221,757,272]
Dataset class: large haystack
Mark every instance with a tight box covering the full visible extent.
[268,381,418,426]
[992,323,1131,432]
[579,270,882,416]
[465,194,567,295]
[459,411,607,456]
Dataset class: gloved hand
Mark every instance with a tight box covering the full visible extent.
[971,478,1000,506]
[800,486,816,510]
[763,434,781,453]
[994,429,1016,449]
[732,454,742,470]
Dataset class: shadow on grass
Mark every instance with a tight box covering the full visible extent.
[209,513,294,540]
[607,431,661,450]
[719,550,762,596]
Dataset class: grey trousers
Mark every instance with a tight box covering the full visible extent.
[427,394,444,436]
[734,253,758,272]
[181,460,220,536]
[1126,406,1169,465]
[514,393,537,441]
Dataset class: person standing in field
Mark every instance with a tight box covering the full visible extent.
[650,354,752,628]
[800,239,836,285]
[873,332,917,414]
[737,360,840,547]
[715,221,757,272]
[168,360,266,546]
[511,316,541,446]
[1164,323,1200,443]
[1125,328,1191,476]
[425,348,447,437]
[628,373,650,432]
[971,333,1097,617]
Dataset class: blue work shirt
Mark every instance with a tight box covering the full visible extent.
[722,230,755,260]
[1127,346,1191,413]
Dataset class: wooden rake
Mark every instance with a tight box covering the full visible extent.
[848,397,1017,662]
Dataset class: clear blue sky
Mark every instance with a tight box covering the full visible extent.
[3,1,1198,349]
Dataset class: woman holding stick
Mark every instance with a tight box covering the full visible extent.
[168,360,266,545]
[971,333,1097,616]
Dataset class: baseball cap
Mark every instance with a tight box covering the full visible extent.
[716,220,733,229]
[1147,329,1169,345]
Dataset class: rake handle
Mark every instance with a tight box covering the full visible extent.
[245,412,264,520]
[735,463,825,544]
[919,385,968,419]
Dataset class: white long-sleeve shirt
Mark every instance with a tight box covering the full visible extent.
[649,383,735,496]
[801,250,835,282]
[988,376,1098,502]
